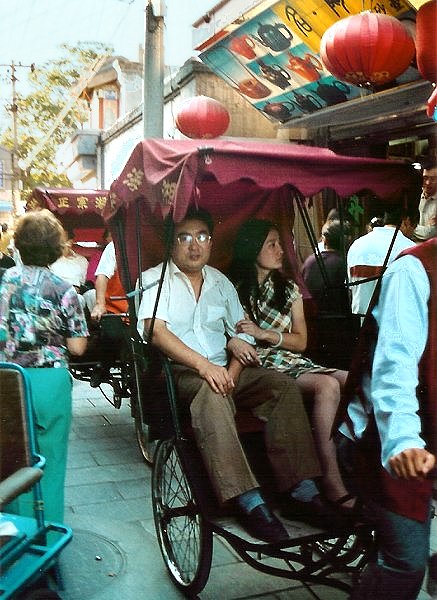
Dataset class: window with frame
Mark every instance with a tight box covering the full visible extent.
[98,87,119,129]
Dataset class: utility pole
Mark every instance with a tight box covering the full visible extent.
[0,61,35,219]
[143,1,165,138]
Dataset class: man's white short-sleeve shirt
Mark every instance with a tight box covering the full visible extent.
[137,260,253,366]
[95,241,117,279]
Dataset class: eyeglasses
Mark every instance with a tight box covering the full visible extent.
[176,232,211,246]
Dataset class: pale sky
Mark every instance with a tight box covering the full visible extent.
[0,0,216,128]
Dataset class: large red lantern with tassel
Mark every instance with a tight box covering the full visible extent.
[320,12,415,87]
[175,96,230,139]
[416,0,437,83]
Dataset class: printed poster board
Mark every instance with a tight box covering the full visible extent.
[198,0,421,124]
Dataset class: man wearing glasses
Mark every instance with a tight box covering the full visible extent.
[137,206,330,543]
[414,162,437,242]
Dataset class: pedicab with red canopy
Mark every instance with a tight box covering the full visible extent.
[103,138,417,597]
[27,187,132,409]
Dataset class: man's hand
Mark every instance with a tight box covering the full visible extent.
[389,448,435,480]
[91,302,106,322]
[227,337,261,366]
[197,359,235,396]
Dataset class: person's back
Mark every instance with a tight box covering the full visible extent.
[302,251,348,314]
[50,228,88,290]
[347,207,416,318]
[1,266,86,367]
[302,220,349,314]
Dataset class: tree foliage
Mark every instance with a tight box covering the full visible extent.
[0,42,112,198]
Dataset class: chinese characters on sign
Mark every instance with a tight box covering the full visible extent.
[27,193,108,213]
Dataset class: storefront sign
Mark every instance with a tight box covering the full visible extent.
[198,0,421,124]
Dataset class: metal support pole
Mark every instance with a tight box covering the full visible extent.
[10,62,19,218]
[143,1,164,138]
[0,60,35,219]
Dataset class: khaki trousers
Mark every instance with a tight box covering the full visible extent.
[172,365,321,504]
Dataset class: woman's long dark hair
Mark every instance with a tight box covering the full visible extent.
[229,219,287,323]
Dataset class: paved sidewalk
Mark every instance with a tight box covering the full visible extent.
[57,379,434,600]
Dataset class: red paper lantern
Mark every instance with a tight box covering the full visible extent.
[175,96,230,139]
[416,0,437,83]
[320,12,415,87]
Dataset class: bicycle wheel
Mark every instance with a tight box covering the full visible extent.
[152,438,213,596]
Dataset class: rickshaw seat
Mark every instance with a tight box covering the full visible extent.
[0,365,46,526]
[0,366,44,492]
[0,468,43,509]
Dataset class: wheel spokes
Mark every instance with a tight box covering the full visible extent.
[154,442,204,585]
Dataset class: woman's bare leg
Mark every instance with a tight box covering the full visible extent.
[296,370,354,507]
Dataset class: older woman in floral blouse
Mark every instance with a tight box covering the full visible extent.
[0,209,88,522]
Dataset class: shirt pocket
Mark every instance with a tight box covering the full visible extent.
[206,305,227,332]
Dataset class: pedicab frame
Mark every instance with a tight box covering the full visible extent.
[103,138,417,597]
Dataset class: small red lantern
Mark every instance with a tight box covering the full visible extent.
[320,12,415,87]
[175,96,230,139]
[416,0,437,83]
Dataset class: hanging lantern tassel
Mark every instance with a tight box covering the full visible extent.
[415,0,437,84]
[320,12,415,87]
[175,96,230,139]
[426,86,437,120]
